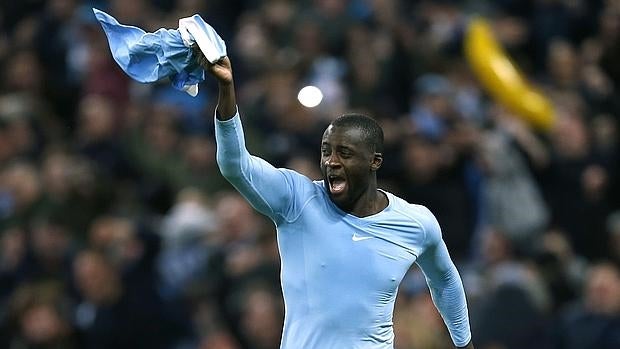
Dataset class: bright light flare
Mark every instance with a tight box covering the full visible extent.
[297,85,323,108]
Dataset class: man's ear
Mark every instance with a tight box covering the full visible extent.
[371,153,383,171]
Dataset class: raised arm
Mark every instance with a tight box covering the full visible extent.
[415,211,474,349]
[197,52,307,222]
[201,54,236,120]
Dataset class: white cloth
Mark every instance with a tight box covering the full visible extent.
[178,15,227,63]
[178,15,227,96]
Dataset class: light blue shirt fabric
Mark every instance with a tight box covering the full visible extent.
[215,111,472,348]
[93,8,206,92]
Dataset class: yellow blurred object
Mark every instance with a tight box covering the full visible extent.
[464,17,555,131]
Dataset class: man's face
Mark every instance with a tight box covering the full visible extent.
[320,125,381,211]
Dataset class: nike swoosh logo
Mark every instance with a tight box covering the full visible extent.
[352,233,374,242]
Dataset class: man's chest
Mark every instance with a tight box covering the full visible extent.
[278,212,419,297]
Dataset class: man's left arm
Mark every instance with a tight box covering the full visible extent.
[415,211,474,348]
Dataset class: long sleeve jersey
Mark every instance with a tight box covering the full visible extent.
[215,111,471,349]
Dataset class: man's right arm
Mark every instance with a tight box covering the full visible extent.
[205,56,236,120]
[201,56,304,222]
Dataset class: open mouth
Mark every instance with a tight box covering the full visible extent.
[327,175,347,195]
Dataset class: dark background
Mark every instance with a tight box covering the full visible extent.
[0,1,619,348]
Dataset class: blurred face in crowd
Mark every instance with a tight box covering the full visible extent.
[287,154,322,180]
[402,137,441,183]
[551,109,589,159]
[481,228,512,265]
[1,162,41,212]
[6,118,35,156]
[48,0,77,21]
[89,216,142,267]
[73,251,121,305]
[5,50,42,92]
[78,95,116,142]
[584,263,620,315]
[20,303,70,345]
[10,283,73,346]
[183,135,216,172]
[240,287,282,348]
[145,107,179,154]
[215,193,258,241]
[31,221,70,262]
[199,331,240,349]
[0,227,26,269]
[110,0,148,23]
[42,150,72,196]
[548,40,578,86]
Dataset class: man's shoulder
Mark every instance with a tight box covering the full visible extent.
[385,191,436,220]
[377,191,436,254]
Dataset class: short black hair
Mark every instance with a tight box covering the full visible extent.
[331,113,384,153]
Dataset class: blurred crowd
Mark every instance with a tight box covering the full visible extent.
[1,0,620,348]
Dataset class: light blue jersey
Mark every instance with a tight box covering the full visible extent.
[215,112,472,348]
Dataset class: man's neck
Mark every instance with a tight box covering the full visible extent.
[348,187,388,218]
